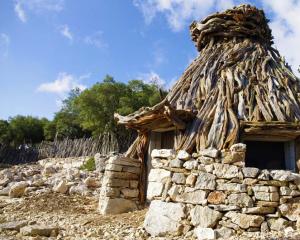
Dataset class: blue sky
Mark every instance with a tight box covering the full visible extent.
[1,0,300,120]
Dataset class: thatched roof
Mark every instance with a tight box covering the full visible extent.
[115,4,300,155]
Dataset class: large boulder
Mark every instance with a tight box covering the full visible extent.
[144,200,185,236]
[151,149,175,159]
[194,172,216,190]
[9,181,28,198]
[20,225,59,237]
[279,203,300,221]
[99,197,137,215]
[53,180,68,194]
[194,227,216,240]
[225,212,264,229]
[190,206,222,228]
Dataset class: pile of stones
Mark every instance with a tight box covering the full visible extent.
[0,156,103,199]
[144,143,300,239]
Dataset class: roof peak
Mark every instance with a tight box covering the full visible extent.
[190,4,273,51]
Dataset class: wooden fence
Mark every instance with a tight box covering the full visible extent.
[0,132,136,165]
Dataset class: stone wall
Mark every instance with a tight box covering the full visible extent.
[144,144,300,239]
[98,155,142,215]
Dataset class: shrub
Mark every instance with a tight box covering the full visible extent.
[80,157,95,171]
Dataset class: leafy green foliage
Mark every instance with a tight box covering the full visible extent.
[80,157,95,171]
[8,116,46,146]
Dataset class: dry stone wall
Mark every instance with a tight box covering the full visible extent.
[98,155,141,215]
[144,144,300,239]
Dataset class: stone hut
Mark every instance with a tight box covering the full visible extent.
[100,4,300,239]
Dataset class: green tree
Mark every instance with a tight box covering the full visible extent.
[45,88,90,140]
[0,120,12,145]
[8,116,45,146]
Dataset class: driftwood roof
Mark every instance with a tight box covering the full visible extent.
[115,4,300,154]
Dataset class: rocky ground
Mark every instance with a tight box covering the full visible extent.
[1,159,300,239]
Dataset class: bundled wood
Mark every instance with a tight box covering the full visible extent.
[116,4,300,156]
[0,132,136,165]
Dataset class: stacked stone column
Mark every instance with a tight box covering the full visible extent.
[98,155,141,214]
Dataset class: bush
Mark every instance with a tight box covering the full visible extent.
[80,157,96,171]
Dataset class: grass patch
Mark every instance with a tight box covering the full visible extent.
[80,157,96,171]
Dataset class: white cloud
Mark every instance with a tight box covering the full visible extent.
[59,25,73,41]
[138,71,178,90]
[84,31,108,49]
[37,72,87,95]
[0,33,10,58]
[14,1,27,22]
[138,71,166,87]
[262,0,300,74]
[14,0,64,22]
[133,0,237,31]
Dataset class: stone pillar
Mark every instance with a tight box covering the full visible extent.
[98,155,141,215]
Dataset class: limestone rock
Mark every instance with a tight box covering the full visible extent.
[99,197,137,215]
[20,225,59,237]
[107,156,141,167]
[270,170,297,181]
[177,150,191,160]
[121,188,139,198]
[169,159,184,168]
[199,156,215,165]
[94,153,107,172]
[225,212,264,229]
[279,203,300,221]
[230,143,246,152]
[53,180,68,194]
[258,170,270,180]
[0,185,10,196]
[42,165,56,175]
[151,149,175,159]
[100,186,120,198]
[186,174,197,186]
[144,200,185,236]
[231,151,246,162]
[105,163,123,172]
[208,204,240,212]
[200,148,219,158]
[242,167,260,178]
[216,182,247,192]
[175,188,207,204]
[215,227,234,238]
[147,182,164,200]
[0,220,27,231]
[213,163,240,179]
[268,218,288,231]
[207,191,226,204]
[190,206,222,228]
[84,176,100,188]
[227,193,253,207]
[148,169,171,183]
[183,160,198,170]
[242,206,275,214]
[194,172,216,190]
[172,173,186,184]
[194,227,216,240]
[9,181,28,198]
[69,184,89,196]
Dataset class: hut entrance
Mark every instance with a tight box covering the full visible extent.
[244,140,295,171]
